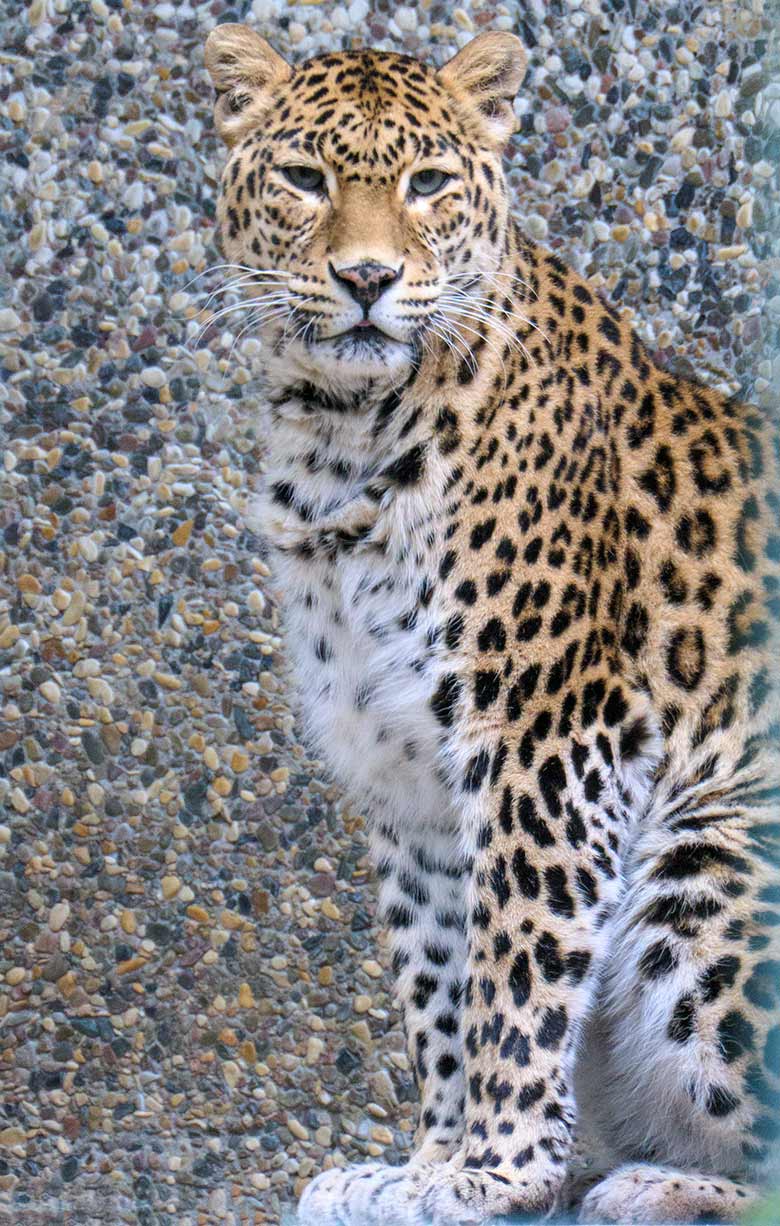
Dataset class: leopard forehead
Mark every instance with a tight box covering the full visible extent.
[226,50,478,172]
[288,48,454,117]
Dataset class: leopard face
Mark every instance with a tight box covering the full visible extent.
[205,26,526,395]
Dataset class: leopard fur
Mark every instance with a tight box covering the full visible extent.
[204,24,780,1225]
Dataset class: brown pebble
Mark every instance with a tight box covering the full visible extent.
[309,873,336,898]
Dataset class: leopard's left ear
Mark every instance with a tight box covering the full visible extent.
[205,23,292,146]
[437,32,527,149]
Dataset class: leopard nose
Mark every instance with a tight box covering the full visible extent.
[329,260,403,309]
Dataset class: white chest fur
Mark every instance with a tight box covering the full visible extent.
[254,385,458,833]
[273,541,455,831]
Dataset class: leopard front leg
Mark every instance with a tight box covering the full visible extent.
[414,736,626,1223]
[373,822,469,1164]
[299,822,468,1224]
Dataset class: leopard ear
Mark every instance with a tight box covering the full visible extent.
[205,24,292,146]
[437,32,527,149]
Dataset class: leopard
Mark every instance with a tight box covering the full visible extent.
[203,22,780,1226]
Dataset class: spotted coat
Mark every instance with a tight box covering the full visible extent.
[204,24,780,1226]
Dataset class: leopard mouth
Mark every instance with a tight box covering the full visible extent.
[323,323,391,344]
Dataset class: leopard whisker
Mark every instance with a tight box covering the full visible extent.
[437,299,532,366]
[198,276,296,311]
[439,290,551,355]
[450,268,538,301]
[439,310,512,379]
[428,315,479,379]
[190,294,296,351]
[183,262,292,288]
[195,292,294,330]
[228,303,300,359]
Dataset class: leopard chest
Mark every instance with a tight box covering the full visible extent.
[273,546,455,831]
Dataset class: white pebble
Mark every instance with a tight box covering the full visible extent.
[671,126,695,152]
[542,159,564,185]
[621,26,637,52]
[736,200,753,229]
[141,367,166,388]
[394,5,418,31]
[252,0,278,21]
[39,680,61,705]
[49,901,70,932]
[10,788,30,814]
[306,1037,325,1064]
[715,90,733,118]
[526,214,549,240]
[123,182,144,211]
[87,677,114,704]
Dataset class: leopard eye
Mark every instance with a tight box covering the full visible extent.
[409,168,451,197]
[282,165,326,193]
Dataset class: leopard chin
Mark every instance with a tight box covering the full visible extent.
[263,332,418,403]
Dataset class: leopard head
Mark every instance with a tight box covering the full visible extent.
[204,25,526,395]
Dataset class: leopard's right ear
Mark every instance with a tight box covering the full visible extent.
[205,24,292,146]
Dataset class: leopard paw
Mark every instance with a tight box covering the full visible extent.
[298,1161,432,1226]
[420,1160,556,1224]
[298,1155,558,1225]
[578,1164,757,1225]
